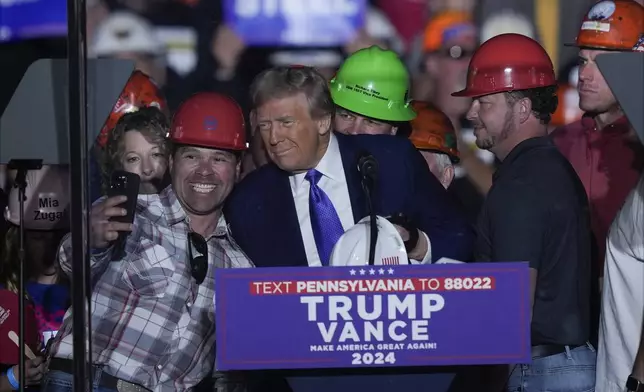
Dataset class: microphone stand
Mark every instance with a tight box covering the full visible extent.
[7,159,42,392]
[361,176,378,267]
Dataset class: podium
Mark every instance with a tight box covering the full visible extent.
[216,263,531,392]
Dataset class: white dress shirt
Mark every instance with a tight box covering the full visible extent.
[289,134,431,267]
[596,175,644,392]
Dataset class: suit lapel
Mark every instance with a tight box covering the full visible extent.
[337,133,367,223]
[265,165,308,267]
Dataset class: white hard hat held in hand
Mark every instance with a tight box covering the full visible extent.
[330,216,409,267]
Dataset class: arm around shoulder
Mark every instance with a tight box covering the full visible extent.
[223,181,254,257]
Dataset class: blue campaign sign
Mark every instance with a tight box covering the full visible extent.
[0,0,67,42]
[222,0,366,47]
[215,262,532,371]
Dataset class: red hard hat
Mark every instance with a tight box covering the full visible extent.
[170,92,247,151]
[96,70,168,148]
[452,33,556,98]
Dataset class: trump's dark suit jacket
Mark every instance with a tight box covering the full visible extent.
[224,132,474,266]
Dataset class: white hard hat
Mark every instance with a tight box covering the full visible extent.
[480,9,535,44]
[568,65,580,88]
[330,216,409,267]
[4,165,70,231]
[365,6,405,54]
[91,11,164,58]
[269,50,343,68]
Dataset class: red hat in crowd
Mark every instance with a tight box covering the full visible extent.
[95,70,169,148]
[452,33,556,98]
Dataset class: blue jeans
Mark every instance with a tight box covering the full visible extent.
[507,343,596,392]
[41,370,117,392]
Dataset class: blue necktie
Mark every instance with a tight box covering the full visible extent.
[306,169,345,266]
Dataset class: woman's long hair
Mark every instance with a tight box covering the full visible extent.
[0,226,68,293]
[99,106,171,194]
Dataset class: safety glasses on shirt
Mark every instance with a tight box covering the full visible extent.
[188,232,208,285]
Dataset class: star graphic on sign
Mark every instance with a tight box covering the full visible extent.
[388,268,395,275]
[369,269,376,275]
[378,268,385,275]
[359,269,366,275]
[349,269,356,276]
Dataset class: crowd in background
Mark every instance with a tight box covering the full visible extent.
[80,0,595,218]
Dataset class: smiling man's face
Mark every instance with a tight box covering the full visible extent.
[170,145,239,216]
[256,92,330,174]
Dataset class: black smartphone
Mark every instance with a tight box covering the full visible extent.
[107,170,140,225]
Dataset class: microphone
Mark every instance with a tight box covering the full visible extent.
[356,151,379,186]
[356,151,379,267]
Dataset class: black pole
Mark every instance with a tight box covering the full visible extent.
[8,160,42,392]
[356,153,379,266]
[364,181,378,266]
[67,0,91,389]
[18,179,25,392]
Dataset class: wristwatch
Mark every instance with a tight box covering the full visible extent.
[627,375,644,392]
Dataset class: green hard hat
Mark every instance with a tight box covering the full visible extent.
[330,46,416,122]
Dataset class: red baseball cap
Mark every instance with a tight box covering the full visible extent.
[0,290,41,364]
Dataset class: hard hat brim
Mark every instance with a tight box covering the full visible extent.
[451,89,473,97]
[451,87,490,98]
[171,138,247,152]
[333,100,417,122]
[451,83,556,98]
[416,148,460,164]
[565,42,631,51]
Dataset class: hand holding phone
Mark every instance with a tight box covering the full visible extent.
[89,171,140,249]
[107,171,140,224]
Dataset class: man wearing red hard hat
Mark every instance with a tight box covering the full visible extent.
[452,33,595,391]
[42,92,254,392]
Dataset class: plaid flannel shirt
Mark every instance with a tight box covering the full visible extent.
[48,186,254,392]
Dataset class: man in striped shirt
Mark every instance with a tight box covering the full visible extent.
[42,93,254,392]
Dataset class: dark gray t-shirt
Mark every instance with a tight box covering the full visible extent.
[475,136,592,346]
